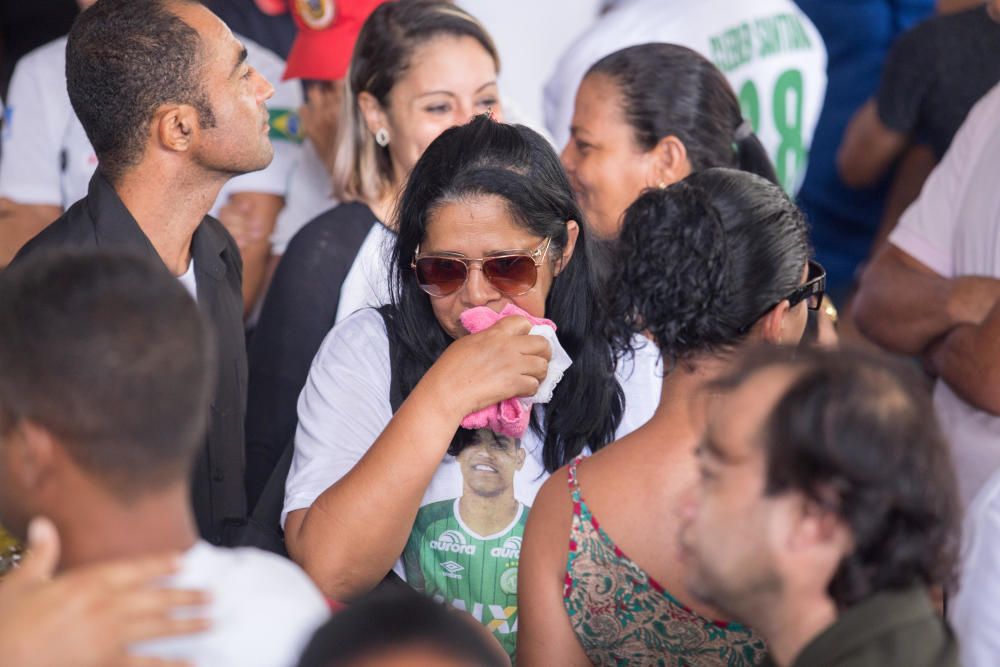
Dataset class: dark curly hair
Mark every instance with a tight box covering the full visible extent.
[608,168,809,367]
[66,0,215,183]
[587,43,778,186]
[714,344,961,607]
[387,115,624,472]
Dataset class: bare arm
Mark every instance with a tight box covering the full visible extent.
[867,144,938,255]
[215,192,283,317]
[926,300,1000,415]
[853,244,1000,355]
[0,199,62,267]
[517,470,592,667]
[284,317,551,600]
[837,99,909,189]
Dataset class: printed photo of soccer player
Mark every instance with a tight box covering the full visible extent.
[403,428,531,659]
[455,429,527,535]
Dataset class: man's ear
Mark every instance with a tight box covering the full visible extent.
[356,91,389,140]
[6,420,58,493]
[155,104,202,153]
[647,135,691,188]
[555,220,580,276]
[787,495,853,558]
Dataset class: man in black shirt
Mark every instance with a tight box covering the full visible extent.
[838,1,1000,189]
[678,346,961,667]
[10,0,276,544]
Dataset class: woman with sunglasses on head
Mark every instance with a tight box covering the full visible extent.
[518,168,824,667]
[245,0,506,506]
[282,116,659,659]
[560,43,777,241]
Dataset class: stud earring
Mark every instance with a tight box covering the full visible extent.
[375,127,390,147]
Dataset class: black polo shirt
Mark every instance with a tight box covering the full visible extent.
[11,172,248,545]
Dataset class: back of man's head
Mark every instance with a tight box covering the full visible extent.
[720,345,961,608]
[0,249,214,501]
[66,0,215,182]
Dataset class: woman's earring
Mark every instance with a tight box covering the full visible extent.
[375,128,390,147]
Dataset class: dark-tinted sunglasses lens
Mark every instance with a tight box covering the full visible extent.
[415,257,467,297]
[483,255,538,296]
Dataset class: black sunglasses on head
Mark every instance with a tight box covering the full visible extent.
[737,260,826,334]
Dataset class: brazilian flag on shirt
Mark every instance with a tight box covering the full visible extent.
[403,498,529,659]
[268,108,303,144]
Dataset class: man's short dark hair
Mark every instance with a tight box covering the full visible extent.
[296,589,507,667]
[66,0,216,183]
[0,249,215,498]
[716,345,961,608]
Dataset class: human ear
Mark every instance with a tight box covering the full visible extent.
[356,91,390,139]
[155,105,201,153]
[788,496,853,557]
[555,220,580,276]
[760,300,791,344]
[6,420,57,494]
[648,135,692,188]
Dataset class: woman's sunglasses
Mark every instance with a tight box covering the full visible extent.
[412,238,553,298]
[737,260,827,334]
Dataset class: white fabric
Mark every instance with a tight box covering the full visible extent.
[271,138,338,254]
[333,221,395,323]
[177,260,198,301]
[889,81,1000,507]
[951,468,1000,667]
[283,308,661,529]
[525,324,572,406]
[543,0,827,192]
[134,541,329,667]
[0,35,302,215]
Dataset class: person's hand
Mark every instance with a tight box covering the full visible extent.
[0,517,210,667]
[947,276,1000,327]
[422,316,552,420]
[300,81,344,174]
[216,195,271,250]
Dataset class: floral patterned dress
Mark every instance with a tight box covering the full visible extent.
[562,456,766,667]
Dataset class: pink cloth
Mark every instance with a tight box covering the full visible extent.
[459,304,557,438]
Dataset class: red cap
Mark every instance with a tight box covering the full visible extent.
[283,0,387,81]
[252,0,288,16]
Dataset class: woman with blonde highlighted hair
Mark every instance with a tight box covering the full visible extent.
[245,0,503,512]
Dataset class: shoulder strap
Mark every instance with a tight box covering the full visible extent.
[566,454,586,504]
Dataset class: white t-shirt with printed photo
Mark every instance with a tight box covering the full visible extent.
[333,221,396,324]
[889,81,1000,508]
[283,307,660,654]
[0,34,302,218]
[543,0,827,193]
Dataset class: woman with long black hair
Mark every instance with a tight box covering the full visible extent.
[282,116,659,659]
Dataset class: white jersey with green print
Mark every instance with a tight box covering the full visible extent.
[403,498,530,659]
[544,0,827,193]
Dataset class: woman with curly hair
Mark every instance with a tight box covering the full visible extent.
[518,168,825,666]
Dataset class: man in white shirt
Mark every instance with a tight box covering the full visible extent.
[855,80,1000,508]
[853,80,1000,667]
[0,248,329,667]
[0,0,302,314]
[543,0,827,193]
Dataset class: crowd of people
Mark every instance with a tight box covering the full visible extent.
[0,0,998,666]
